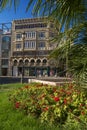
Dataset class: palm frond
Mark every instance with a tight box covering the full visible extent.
[0,0,19,11]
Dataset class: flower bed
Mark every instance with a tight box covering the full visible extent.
[9,83,87,125]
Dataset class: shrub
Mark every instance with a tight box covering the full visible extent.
[9,83,87,126]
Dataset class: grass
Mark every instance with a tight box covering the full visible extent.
[0,83,86,130]
[0,83,60,130]
[0,83,25,90]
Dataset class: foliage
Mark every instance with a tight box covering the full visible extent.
[68,43,87,87]
[49,21,87,85]
[0,83,62,130]
[0,83,87,129]
[9,83,87,126]
[1,0,87,29]
[0,0,19,12]
[25,0,87,30]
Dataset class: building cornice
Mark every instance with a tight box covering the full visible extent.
[13,17,48,24]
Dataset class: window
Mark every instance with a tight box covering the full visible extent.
[38,32,45,39]
[16,43,21,49]
[16,34,22,40]
[2,36,11,50]
[24,41,28,48]
[38,42,45,50]
[32,32,36,38]
[1,59,8,65]
[26,32,36,38]
[2,36,11,43]
[14,60,18,66]
[24,41,36,49]
[43,59,47,63]
[2,51,9,57]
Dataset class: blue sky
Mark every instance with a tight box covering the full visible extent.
[0,1,33,24]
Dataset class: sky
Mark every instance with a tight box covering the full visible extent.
[0,0,33,24]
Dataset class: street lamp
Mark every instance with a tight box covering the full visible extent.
[21,32,26,83]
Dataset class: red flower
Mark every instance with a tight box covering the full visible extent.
[80,103,85,107]
[64,98,67,104]
[44,107,49,111]
[15,102,20,108]
[66,91,71,95]
[81,111,85,115]
[54,97,60,102]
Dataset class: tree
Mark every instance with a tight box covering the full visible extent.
[0,0,19,12]
[1,0,86,29]
[50,24,87,86]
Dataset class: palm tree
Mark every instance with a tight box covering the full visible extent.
[68,43,87,87]
[0,0,19,12]
[50,23,87,86]
[1,0,86,29]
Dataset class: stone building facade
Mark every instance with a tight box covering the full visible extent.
[10,17,58,77]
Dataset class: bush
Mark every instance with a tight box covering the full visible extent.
[9,83,87,126]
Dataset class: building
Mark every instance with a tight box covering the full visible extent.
[11,17,58,77]
[0,23,11,76]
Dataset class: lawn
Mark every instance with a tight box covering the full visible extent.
[0,83,60,130]
[0,83,87,130]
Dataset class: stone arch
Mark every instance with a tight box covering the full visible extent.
[13,59,18,66]
[19,59,23,66]
[36,59,41,63]
[24,59,29,65]
[42,58,47,63]
[18,58,23,62]
[24,58,29,62]
[30,58,35,63]
[36,59,41,66]
[30,58,35,66]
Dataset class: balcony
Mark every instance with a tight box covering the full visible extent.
[38,47,46,50]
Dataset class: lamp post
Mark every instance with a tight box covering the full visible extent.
[21,32,26,83]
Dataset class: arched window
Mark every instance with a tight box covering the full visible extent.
[13,60,18,66]
[43,59,47,65]
[25,59,29,65]
[37,59,41,63]
[19,59,23,66]
[30,59,35,65]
